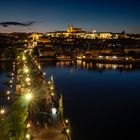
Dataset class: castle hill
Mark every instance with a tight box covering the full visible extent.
[0,25,140,64]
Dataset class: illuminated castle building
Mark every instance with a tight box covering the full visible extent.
[46,25,128,39]
[67,25,83,33]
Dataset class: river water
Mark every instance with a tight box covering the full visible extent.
[41,61,140,140]
[1,61,140,140]
[0,62,14,106]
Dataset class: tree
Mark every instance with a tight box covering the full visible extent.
[0,116,10,140]
[0,96,28,140]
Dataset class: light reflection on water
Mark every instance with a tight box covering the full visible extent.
[0,62,13,105]
[56,60,134,71]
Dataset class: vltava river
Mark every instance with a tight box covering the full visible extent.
[41,61,140,140]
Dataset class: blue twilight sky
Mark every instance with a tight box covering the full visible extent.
[0,0,140,33]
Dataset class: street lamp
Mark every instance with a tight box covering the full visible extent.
[22,56,26,61]
[0,109,5,115]
[26,77,30,82]
[62,127,70,135]
[25,133,30,139]
[24,93,33,137]
[52,108,57,115]
[9,80,13,83]
[6,91,10,95]
[11,73,14,76]
[24,93,33,116]
[66,129,70,134]
[50,86,53,90]
[24,68,29,74]
[26,123,31,128]
[25,93,32,102]
[0,108,6,121]
[65,119,69,124]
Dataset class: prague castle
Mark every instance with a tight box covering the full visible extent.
[67,25,83,33]
[46,25,128,39]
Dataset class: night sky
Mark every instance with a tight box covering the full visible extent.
[0,0,140,33]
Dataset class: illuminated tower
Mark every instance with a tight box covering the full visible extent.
[67,24,73,33]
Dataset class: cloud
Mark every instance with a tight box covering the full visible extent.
[0,21,35,27]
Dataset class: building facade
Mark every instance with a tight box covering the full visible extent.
[46,25,130,40]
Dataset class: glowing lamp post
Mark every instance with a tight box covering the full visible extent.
[6,91,10,95]
[24,93,33,140]
[65,119,69,124]
[26,77,30,82]
[25,133,30,139]
[25,93,32,118]
[24,68,29,74]
[0,109,5,115]
[0,109,6,121]
[50,86,53,90]
[26,123,31,128]
[66,129,70,134]
[25,93,32,102]
[22,56,26,61]
[52,108,57,115]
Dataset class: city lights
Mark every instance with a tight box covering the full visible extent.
[0,109,5,114]
[26,133,30,139]
[66,129,70,133]
[6,91,10,95]
[11,73,14,76]
[22,56,26,61]
[99,55,103,59]
[25,93,33,101]
[9,80,13,83]
[26,77,30,82]
[26,123,31,128]
[112,56,117,59]
[0,47,72,139]
[52,108,57,114]
[24,68,29,73]
[65,119,69,124]
[0,2,140,139]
